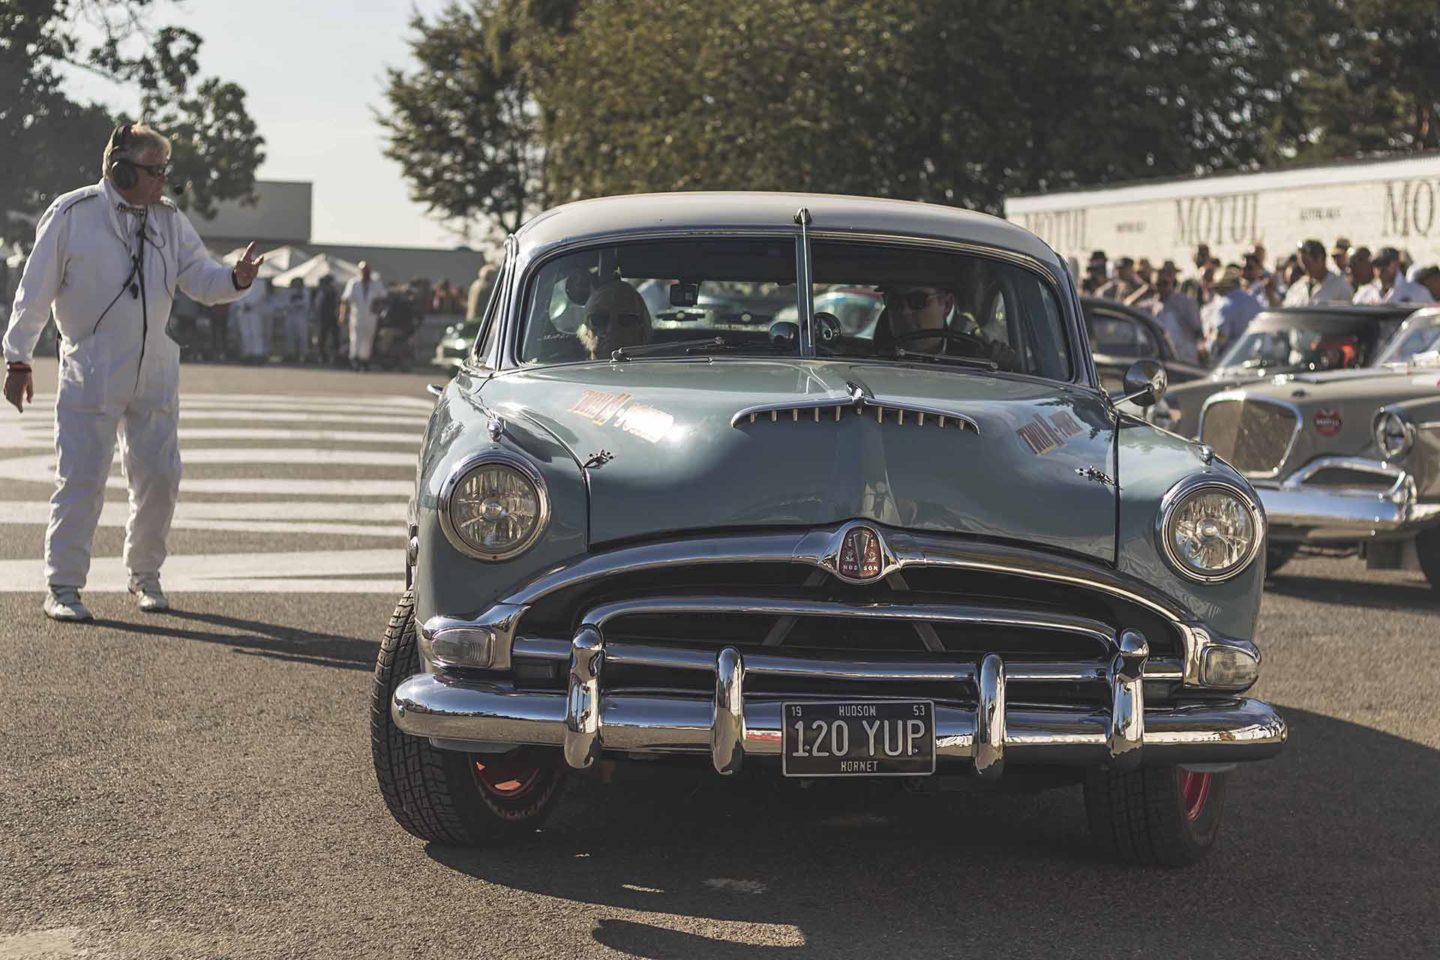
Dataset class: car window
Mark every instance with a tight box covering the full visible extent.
[514,237,1070,380]
[470,260,510,369]
[808,239,1072,380]
[516,238,799,364]
[1087,312,1158,359]
[1376,317,1440,364]
[1218,320,1398,373]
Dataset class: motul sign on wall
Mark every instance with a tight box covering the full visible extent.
[1005,154,1440,269]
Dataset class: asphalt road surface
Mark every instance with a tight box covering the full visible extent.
[2,359,1437,959]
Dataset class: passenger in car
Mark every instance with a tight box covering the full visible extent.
[577,279,651,359]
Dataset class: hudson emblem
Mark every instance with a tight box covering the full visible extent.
[837,526,884,581]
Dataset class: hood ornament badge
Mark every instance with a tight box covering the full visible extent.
[817,522,896,584]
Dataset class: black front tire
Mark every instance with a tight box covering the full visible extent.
[1417,528,1440,592]
[1084,765,1228,866]
[1264,543,1298,577]
[371,591,566,845]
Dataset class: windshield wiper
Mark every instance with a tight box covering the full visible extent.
[612,337,728,361]
[892,348,998,371]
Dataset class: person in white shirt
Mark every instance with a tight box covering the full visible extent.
[1353,247,1429,304]
[1282,239,1354,306]
[279,278,310,362]
[341,261,387,370]
[1148,267,1204,363]
[1203,265,1262,361]
[1,122,263,621]
[229,275,270,363]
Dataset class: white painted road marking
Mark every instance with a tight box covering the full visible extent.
[0,393,424,592]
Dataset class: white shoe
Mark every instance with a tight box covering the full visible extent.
[44,587,94,622]
[128,575,170,613]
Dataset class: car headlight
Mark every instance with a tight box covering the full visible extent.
[1157,480,1264,583]
[1373,410,1415,460]
[439,453,549,560]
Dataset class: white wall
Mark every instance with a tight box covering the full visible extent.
[1005,154,1440,269]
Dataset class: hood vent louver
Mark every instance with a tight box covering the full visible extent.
[731,381,979,433]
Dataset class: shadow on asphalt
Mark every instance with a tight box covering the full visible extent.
[1266,571,1439,614]
[95,608,377,670]
[425,708,1438,958]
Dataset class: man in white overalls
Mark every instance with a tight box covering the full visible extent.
[341,261,386,370]
[2,122,263,621]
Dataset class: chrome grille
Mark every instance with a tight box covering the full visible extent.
[510,560,1184,705]
[1201,398,1298,476]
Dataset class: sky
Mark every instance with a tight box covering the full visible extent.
[60,0,466,249]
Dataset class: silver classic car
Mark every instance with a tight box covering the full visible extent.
[372,194,1286,866]
[1201,307,1440,585]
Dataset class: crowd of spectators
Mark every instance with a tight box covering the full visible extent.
[1076,239,1440,365]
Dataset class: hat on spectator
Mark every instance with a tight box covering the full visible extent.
[1214,264,1244,291]
[1331,237,1351,254]
[1373,246,1401,266]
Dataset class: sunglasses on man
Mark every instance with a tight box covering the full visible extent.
[880,288,941,311]
[130,160,172,179]
[586,310,643,333]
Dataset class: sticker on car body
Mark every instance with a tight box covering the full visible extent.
[1313,409,1343,437]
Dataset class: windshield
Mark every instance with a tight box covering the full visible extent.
[1376,316,1440,365]
[515,237,1071,379]
[1216,319,1401,374]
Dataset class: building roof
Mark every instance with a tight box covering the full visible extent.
[515,192,1060,265]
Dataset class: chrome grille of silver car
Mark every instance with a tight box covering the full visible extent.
[506,560,1185,705]
[1200,398,1299,476]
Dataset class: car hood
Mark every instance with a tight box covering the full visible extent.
[480,360,1118,561]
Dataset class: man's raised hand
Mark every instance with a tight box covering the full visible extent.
[232,241,265,289]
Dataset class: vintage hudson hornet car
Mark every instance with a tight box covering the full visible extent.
[372,193,1286,866]
[1200,307,1440,586]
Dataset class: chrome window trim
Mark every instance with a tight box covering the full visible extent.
[1199,390,1305,480]
[1155,476,1266,584]
[436,449,552,562]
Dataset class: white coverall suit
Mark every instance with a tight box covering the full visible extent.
[230,278,270,360]
[341,275,386,362]
[2,178,247,589]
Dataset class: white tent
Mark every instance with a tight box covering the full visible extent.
[223,244,311,280]
[271,252,373,288]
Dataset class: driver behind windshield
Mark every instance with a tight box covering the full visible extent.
[578,279,651,359]
[872,283,1016,369]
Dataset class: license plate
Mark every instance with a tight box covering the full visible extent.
[781,701,935,777]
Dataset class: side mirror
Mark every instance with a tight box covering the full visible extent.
[1115,359,1168,408]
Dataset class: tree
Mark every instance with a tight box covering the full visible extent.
[0,0,263,227]
[537,0,1322,213]
[1288,0,1440,158]
[380,0,577,242]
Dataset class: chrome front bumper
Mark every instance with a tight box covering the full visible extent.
[393,636,1287,777]
[1259,457,1440,541]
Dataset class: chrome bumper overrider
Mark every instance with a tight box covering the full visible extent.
[1259,457,1440,541]
[393,636,1287,777]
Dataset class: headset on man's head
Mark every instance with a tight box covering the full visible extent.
[107,122,139,190]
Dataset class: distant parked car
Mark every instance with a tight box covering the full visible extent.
[775,288,886,339]
[1164,304,1420,436]
[432,318,481,374]
[1081,297,1208,393]
[1199,306,1440,584]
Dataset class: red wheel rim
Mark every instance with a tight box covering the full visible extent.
[473,755,544,799]
[1179,769,1212,822]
